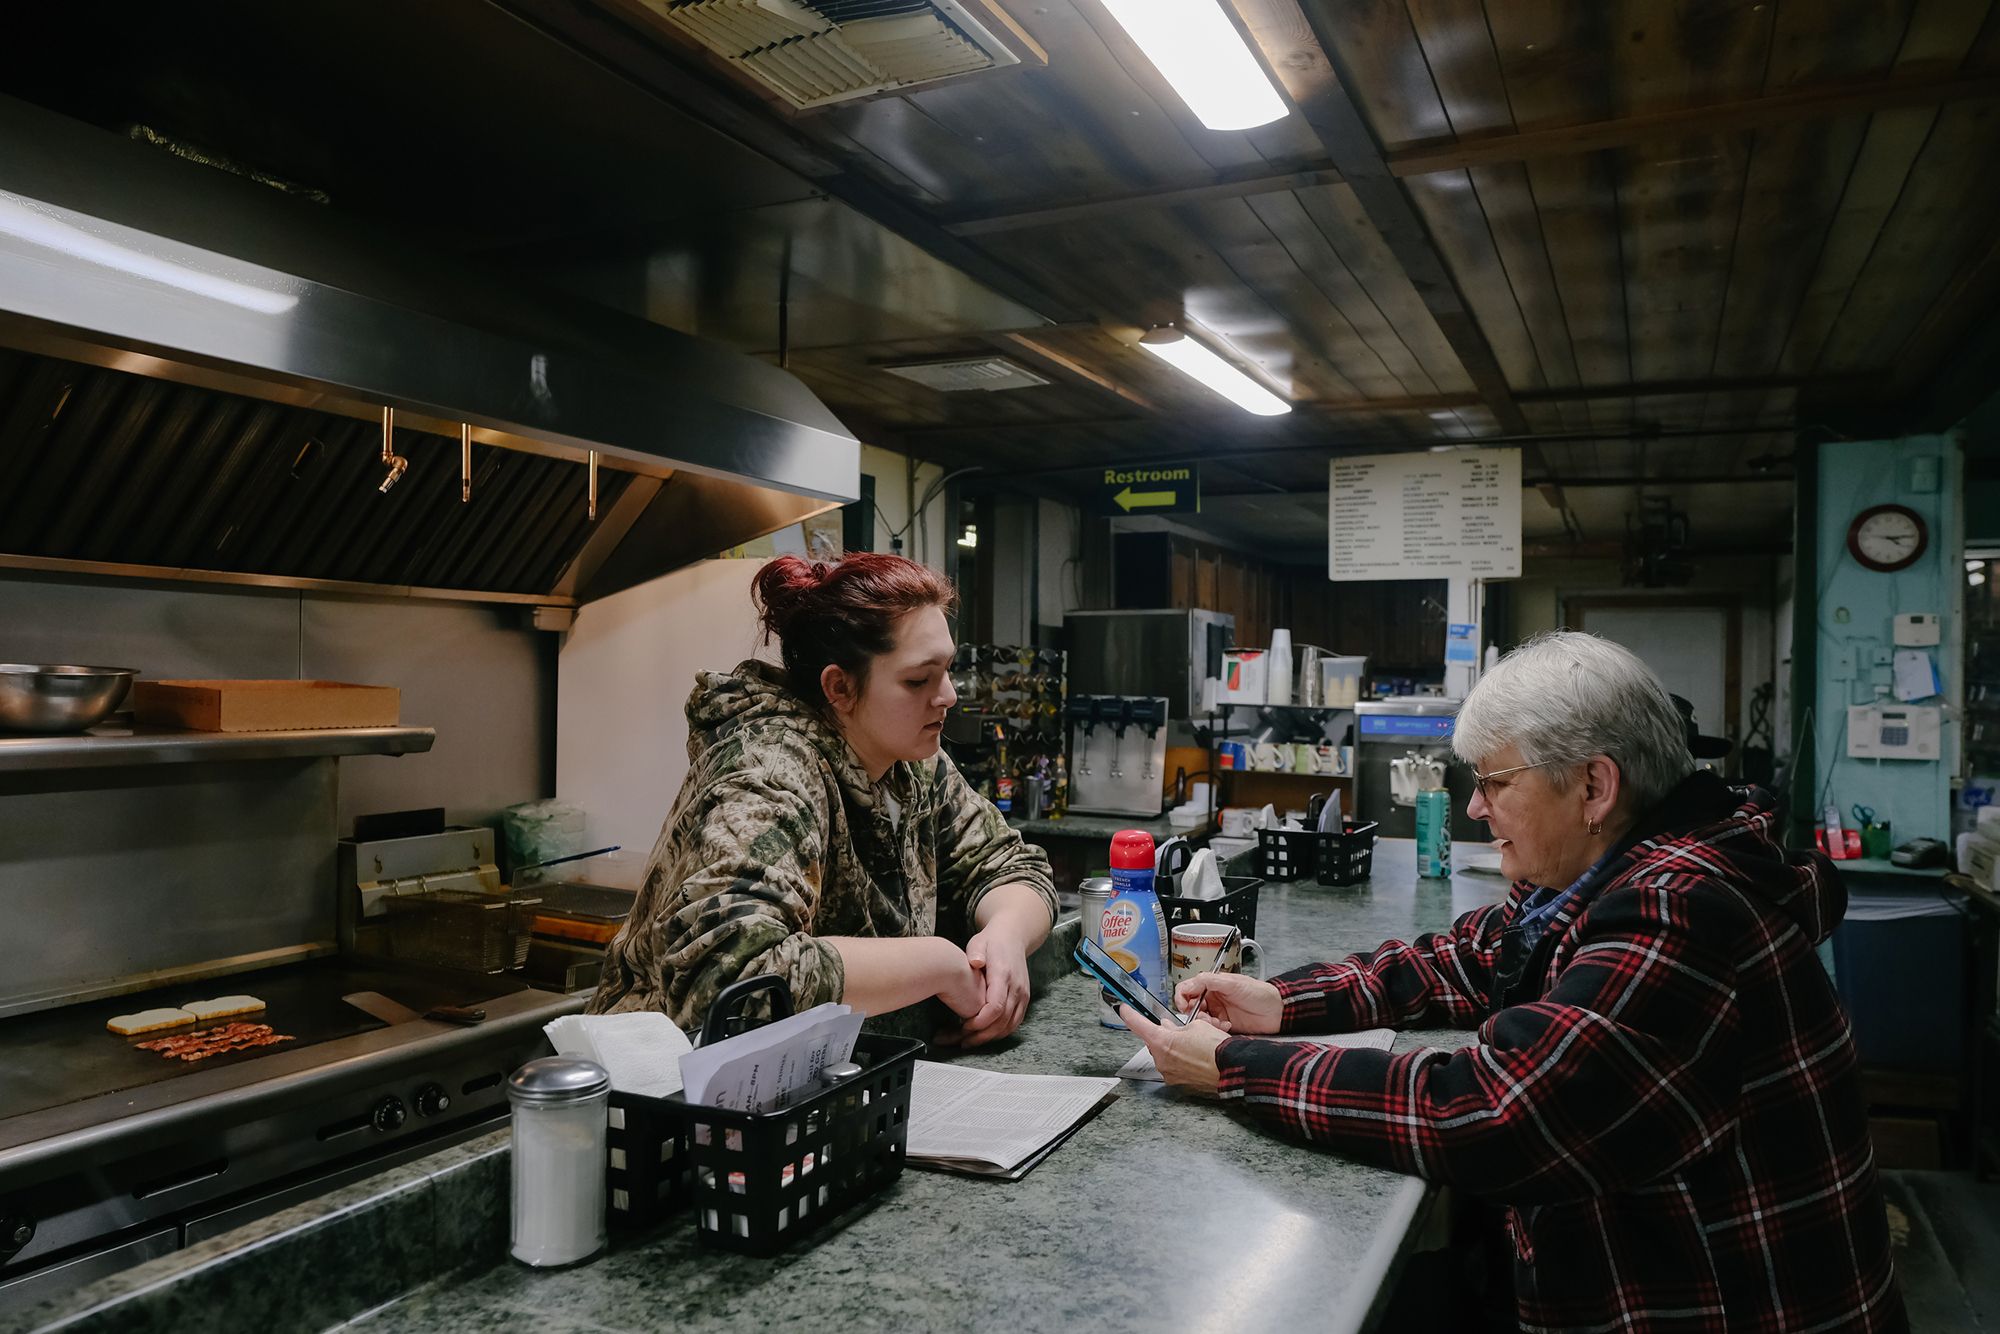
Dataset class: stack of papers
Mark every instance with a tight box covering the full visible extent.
[543,1011,693,1100]
[1115,1028,1396,1082]
[905,1061,1120,1180]
[677,1003,865,1113]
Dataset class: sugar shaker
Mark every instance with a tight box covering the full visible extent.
[506,1056,610,1267]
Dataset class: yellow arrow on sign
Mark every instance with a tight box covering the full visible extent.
[1114,486,1178,511]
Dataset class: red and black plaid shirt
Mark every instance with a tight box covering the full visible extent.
[1216,774,1905,1334]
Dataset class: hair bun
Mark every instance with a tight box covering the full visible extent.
[748,553,958,710]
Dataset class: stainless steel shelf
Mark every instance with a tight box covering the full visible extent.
[0,723,436,771]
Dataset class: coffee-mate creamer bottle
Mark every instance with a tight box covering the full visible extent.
[1100,830,1170,1017]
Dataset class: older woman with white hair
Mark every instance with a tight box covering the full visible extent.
[1126,631,1904,1334]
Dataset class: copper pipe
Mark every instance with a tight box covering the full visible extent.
[460,423,472,503]
[587,450,599,520]
[378,407,408,493]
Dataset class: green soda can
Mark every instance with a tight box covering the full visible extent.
[1415,787,1452,878]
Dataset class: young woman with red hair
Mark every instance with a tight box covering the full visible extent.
[590,552,1056,1045]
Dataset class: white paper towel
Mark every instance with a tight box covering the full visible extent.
[544,1011,692,1101]
[1183,848,1226,900]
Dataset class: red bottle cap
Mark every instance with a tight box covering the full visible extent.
[1109,830,1156,870]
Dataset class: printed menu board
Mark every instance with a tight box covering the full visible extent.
[1328,448,1521,580]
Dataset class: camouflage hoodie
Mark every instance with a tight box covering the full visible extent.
[587,659,1056,1030]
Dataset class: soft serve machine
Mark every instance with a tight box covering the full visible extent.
[1353,699,1486,841]
[1065,695,1170,817]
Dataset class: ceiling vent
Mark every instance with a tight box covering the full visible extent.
[645,0,1022,108]
[880,356,1051,392]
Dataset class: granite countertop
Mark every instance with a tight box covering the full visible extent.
[1010,811,1184,840]
[14,840,1509,1334]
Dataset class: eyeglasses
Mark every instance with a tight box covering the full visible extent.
[1470,761,1553,801]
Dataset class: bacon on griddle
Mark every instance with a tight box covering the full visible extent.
[135,1021,295,1061]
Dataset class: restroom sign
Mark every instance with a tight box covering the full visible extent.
[1090,463,1200,516]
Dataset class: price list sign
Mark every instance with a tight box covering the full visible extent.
[1328,448,1521,580]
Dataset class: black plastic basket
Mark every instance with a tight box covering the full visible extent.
[1313,819,1379,886]
[603,976,922,1256]
[1256,827,1320,881]
[1158,875,1261,939]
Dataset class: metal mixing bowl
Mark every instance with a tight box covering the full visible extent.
[0,664,139,734]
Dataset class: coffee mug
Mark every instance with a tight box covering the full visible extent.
[1250,742,1285,772]
[1290,741,1319,773]
[1218,807,1255,838]
[1169,922,1264,990]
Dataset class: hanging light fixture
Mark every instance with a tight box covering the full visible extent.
[1098,0,1288,132]
[1138,327,1291,416]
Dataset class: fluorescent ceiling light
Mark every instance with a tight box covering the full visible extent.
[0,190,299,315]
[1099,0,1289,132]
[1139,327,1290,416]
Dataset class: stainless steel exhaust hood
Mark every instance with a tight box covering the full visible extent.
[0,94,859,605]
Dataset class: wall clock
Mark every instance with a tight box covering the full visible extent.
[1845,504,1928,573]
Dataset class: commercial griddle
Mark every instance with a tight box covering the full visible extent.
[0,957,578,1314]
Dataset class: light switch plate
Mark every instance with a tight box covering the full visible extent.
[1894,613,1941,647]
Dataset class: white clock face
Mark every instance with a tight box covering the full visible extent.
[1856,510,1922,566]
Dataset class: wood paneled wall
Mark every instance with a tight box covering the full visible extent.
[1164,535,1283,648]
[1126,533,1447,675]
[1285,570,1449,677]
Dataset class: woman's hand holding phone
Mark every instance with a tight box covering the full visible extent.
[1120,1006,1231,1093]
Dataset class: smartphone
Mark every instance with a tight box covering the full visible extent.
[1074,936,1188,1028]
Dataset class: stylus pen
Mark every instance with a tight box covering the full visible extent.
[1188,927,1239,1024]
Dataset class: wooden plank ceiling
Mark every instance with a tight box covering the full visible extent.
[556,0,2000,497]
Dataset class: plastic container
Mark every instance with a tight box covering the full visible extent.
[1256,826,1320,882]
[507,1056,610,1268]
[1318,656,1368,709]
[1158,875,1261,940]
[1314,819,1379,886]
[604,976,922,1255]
[1104,830,1169,1001]
[1831,897,1965,1074]
[503,800,586,885]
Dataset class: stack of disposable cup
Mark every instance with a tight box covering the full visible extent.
[1267,629,1293,705]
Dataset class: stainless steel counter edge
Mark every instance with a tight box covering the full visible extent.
[0,988,581,1181]
[0,726,436,771]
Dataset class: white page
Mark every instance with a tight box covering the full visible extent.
[1115,1028,1397,1082]
[543,1011,692,1100]
[677,1003,862,1112]
[1892,650,1940,702]
[905,1061,1120,1170]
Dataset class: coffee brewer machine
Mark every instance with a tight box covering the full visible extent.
[1066,694,1170,816]
[1353,699,1486,842]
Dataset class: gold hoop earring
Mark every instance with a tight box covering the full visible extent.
[1586,817,1603,835]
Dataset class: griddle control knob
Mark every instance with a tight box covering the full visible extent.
[0,1210,32,1261]
[414,1083,451,1118]
[372,1095,408,1133]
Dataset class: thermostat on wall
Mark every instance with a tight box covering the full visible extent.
[1847,704,1940,760]
[1893,613,1940,646]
